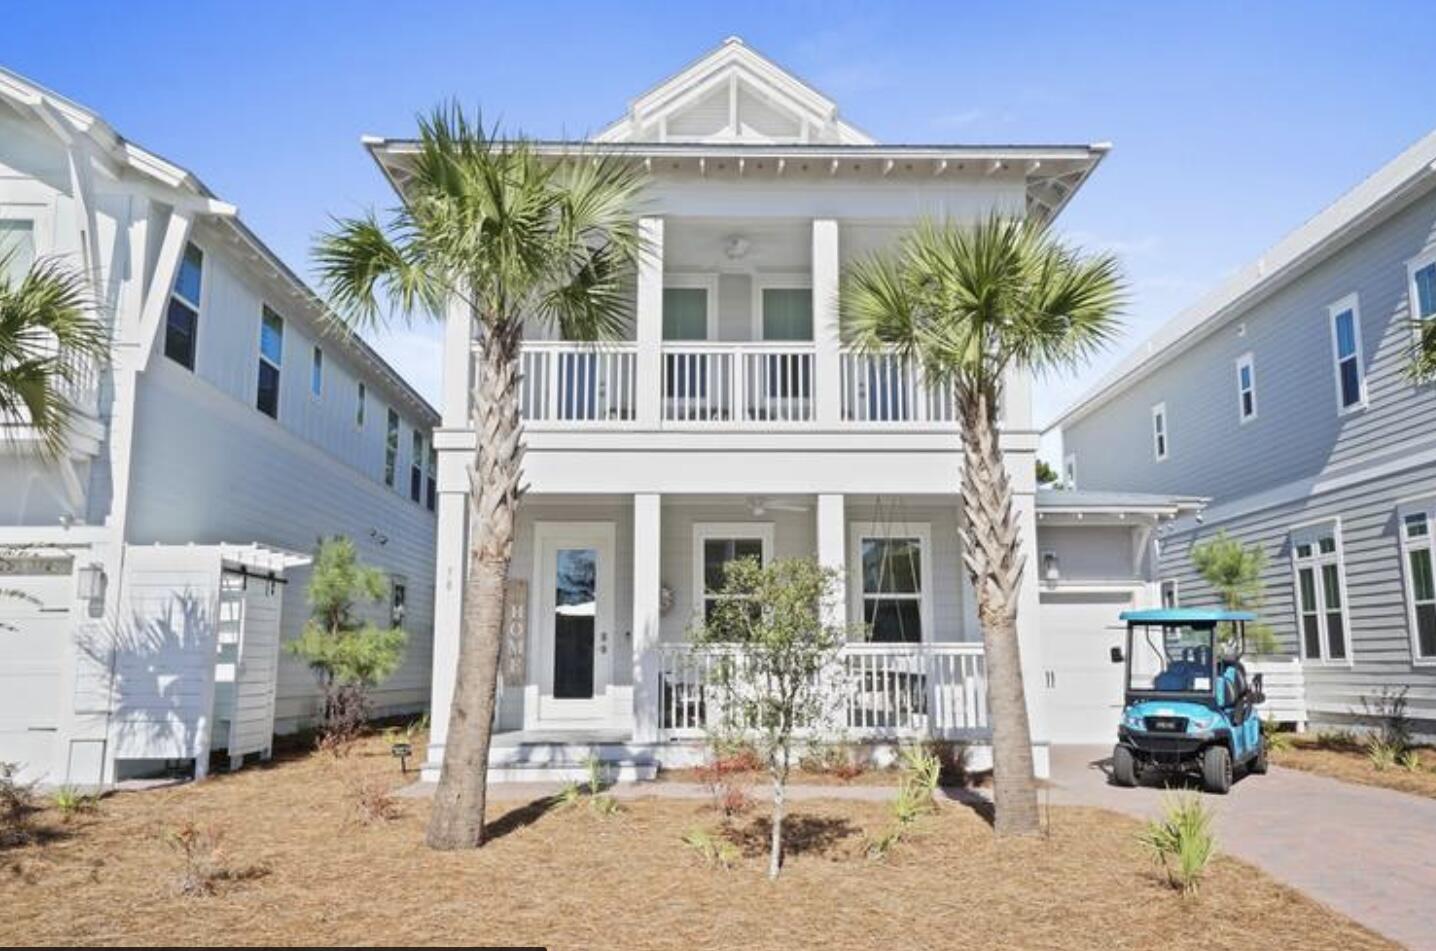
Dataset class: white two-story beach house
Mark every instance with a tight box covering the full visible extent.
[366,38,1191,781]
[0,68,438,785]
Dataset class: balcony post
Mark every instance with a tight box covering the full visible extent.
[636,216,664,428]
[812,218,841,425]
[632,492,662,742]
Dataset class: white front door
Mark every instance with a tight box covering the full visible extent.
[533,522,616,726]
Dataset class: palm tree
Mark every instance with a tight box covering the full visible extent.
[840,216,1123,836]
[0,254,107,456]
[315,107,644,849]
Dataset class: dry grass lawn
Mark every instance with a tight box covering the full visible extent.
[0,733,1393,950]
[1274,736,1436,800]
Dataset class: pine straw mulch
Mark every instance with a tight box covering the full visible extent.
[0,733,1393,950]
[1273,737,1436,800]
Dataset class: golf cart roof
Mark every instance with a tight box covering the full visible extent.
[1119,608,1256,624]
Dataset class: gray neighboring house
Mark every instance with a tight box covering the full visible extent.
[1051,127,1436,736]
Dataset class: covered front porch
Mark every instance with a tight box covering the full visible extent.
[459,493,993,780]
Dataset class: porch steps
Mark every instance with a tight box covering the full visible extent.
[487,739,665,783]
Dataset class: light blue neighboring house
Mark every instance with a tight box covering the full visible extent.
[1051,128,1436,736]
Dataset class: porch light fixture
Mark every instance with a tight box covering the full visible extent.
[1041,550,1060,582]
[76,562,106,601]
[723,235,750,260]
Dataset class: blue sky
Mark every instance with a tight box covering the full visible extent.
[6,1,1433,452]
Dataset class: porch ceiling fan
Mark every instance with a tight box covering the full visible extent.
[747,496,809,516]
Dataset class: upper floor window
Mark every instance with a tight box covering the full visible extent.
[356,381,366,428]
[1160,579,1179,609]
[694,523,773,622]
[0,219,36,285]
[165,242,204,371]
[1399,501,1436,662]
[1328,295,1365,412]
[1409,252,1436,323]
[311,346,324,398]
[1291,522,1349,663]
[662,284,712,340]
[757,281,813,341]
[390,577,407,628]
[1064,453,1077,489]
[1151,402,1168,461]
[1235,352,1257,422]
[409,431,424,503]
[426,447,437,512]
[256,307,283,419]
[384,409,399,488]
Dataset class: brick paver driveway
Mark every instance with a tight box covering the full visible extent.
[1048,745,1436,950]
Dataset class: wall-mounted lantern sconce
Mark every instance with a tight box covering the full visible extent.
[76,562,107,601]
[1041,550,1060,582]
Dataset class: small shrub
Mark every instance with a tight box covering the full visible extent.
[682,827,739,870]
[923,740,971,787]
[52,786,97,821]
[1137,794,1215,895]
[166,821,267,897]
[1260,720,1294,753]
[1313,728,1359,751]
[717,784,753,817]
[556,757,620,817]
[1366,736,1400,772]
[697,734,759,817]
[0,762,37,846]
[800,742,867,781]
[868,745,941,859]
[1362,688,1413,757]
[1398,749,1423,773]
[347,774,401,824]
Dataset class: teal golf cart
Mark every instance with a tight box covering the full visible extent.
[1109,608,1268,794]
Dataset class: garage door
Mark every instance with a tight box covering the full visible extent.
[0,559,72,783]
[1038,590,1132,744]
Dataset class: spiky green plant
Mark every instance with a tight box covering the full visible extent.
[842,215,1124,836]
[1137,793,1216,895]
[315,106,644,850]
[0,254,108,456]
[52,785,96,819]
[682,827,739,870]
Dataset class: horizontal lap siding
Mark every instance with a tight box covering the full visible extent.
[126,361,436,734]
[1158,463,1436,726]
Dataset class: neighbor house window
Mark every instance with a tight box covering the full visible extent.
[390,578,407,628]
[356,381,366,428]
[1235,352,1257,422]
[1160,579,1179,609]
[1328,295,1365,412]
[0,219,36,285]
[851,523,931,644]
[165,242,204,370]
[1151,402,1168,461]
[1409,253,1436,323]
[384,409,399,487]
[1064,453,1077,489]
[693,523,774,622]
[1291,522,1350,663]
[426,447,437,512]
[1399,501,1436,661]
[256,306,283,419]
[409,431,424,503]
[311,346,324,398]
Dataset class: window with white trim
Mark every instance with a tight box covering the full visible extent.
[1151,402,1168,461]
[693,523,773,622]
[1235,352,1257,422]
[1399,501,1436,661]
[356,381,366,428]
[1409,252,1436,323]
[850,523,932,644]
[1064,453,1077,489]
[384,408,399,488]
[0,219,36,286]
[1328,295,1365,412]
[165,242,204,370]
[409,430,424,503]
[1160,579,1179,609]
[1291,522,1349,662]
[311,346,324,398]
[256,306,283,419]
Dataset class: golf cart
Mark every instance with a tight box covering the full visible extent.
[1109,608,1267,794]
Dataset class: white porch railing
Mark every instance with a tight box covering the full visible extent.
[661,342,815,425]
[654,642,988,741]
[839,351,958,426]
[518,342,638,426]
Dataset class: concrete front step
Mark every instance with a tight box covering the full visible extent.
[482,739,687,783]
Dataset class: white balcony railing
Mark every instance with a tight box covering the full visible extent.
[839,351,958,426]
[662,342,815,426]
[518,342,638,426]
[653,641,987,740]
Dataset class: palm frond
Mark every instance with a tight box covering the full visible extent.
[1410,317,1436,382]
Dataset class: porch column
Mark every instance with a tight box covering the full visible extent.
[812,218,841,425]
[816,493,846,626]
[631,493,662,742]
[635,217,664,428]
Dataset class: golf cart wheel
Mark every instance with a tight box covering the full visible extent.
[1111,745,1138,787]
[1202,745,1233,794]
[1250,735,1269,775]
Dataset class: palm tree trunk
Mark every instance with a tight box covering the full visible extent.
[957,385,1040,836]
[426,322,524,850]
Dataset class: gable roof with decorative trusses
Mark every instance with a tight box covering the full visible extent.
[594,36,872,146]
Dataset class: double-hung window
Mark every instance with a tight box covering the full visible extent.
[1235,353,1257,422]
[1399,500,1436,661]
[693,523,773,623]
[256,307,283,418]
[426,447,437,512]
[1328,295,1365,412]
[851,523,931,643]
[1409,252,1436,324]
[1151,402,1168,461]
[409,431,424,503]
[165,243,204,370]
[384,409,399,488]
[0,219,36,285]
[1291,522,1350,663]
